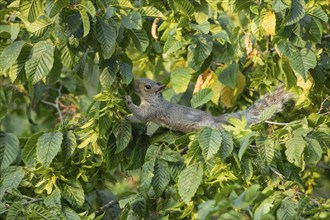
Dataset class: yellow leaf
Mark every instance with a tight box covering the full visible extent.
[262,11,276,36]
[193,68,221,104]
[219,72,246,107]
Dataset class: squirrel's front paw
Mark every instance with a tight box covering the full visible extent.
[125,95,132,105]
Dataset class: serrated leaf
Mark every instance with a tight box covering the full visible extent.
[2,166,25,190]
[7,202,23,219]
[285,0,305,26]
[44,188,61,209]
[131,196,147,217]
[0,23,20,41]
[289,48,316,81]
[171,67,194,94]
[178,163,203,204]
[25,41,54,84]
[36,131,63,167]
[218,63,239,89]
[285,131,306,168]
[140,160,155,194]
[304,137,323,165]
[308,7,328,23]
[160,148,182,162]
[238,132,256,160]
[122,12,142,30]
[187,38,213,71]
[174,0,194,17]
[61,130,77,163]
[256,137,275,165]
[27,16,53,36]
[22,132,44,167]
[151,159,171,196]
[119,61,133,85]
[262,11,276,36]
[63,207,81,220]
[20,0,44,22]
[139,6,164,18]
[0,132,19,169]
[79,0,96,17]
[110,0,134,8]
[62,181,85,208]
[0,41,25,73]
[79,9,90,37]
[129,29,149,53]
[49,0,70,17]
[276,199,298,220]
[96,19,117,59]
[219,130,233,161]
[60,44,75,69]
[28,204,56,220]
[242,157,253,182]
[114,121,132,153]
[164,36,185,55]
[191,88,213,108]
[100,64,118,89]
[198,127,222,161]
[197,200,217,220]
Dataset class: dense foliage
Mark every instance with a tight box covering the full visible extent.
[0,0,329,219]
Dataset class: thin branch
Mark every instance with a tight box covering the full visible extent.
[265,120,289,126]
[270,167,285,180]
[95,200,118,216]
[0,194,43,215]
[41,85,63,123]
[180,146,189,155]
[317,96,330,114]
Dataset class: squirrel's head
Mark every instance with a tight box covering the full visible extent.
[134,78,166,101]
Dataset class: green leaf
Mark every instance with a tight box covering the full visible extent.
[191,88,213,108]
[174,0,194,17]
[36,131,63,167]
[28,204,56,220]
[197,200,217,220]
[276,198,298,220]
[138,6,164,18]
[219,130,234,161]
[22,132,44,167]
[304,137,323,165]
[171,67,194,94]
[151,159,171,196]
[129,29,149,53]
[140,160,155,194]
[25,41,54,84]
[0,105,7,120]
[20,0,44,22]
[60,44,75,69]
[256,137,275,166]
[187,38,213,71]
[285,0,305,26]
[308,7,328,23]
[79,9,90,38]
[289,48,317,80]
[79,0,96,17]
[61,130,77,163]
[198,127,222,161]
[44,188,61,209]
[0,23,20,41]
[26,16,53,37]
[49,0,70,17]
[242,157,253,182]
[114,121,132,153]
[110,0,134,9]
[178,163,203,204]
[238,132,256,160]
[7,202,23,220]
[96,19,118,59]
[63,207,81,220]
[119,61,133,85]
[62,181,85,208]
[164,36,185,55]
[0,132,19,169]
[232,184,260,209]
[285,130,306,168]
[0,41,26,73]
[218,63,239,89]
[160,148,183,162]
[122,12,142,30]
[131,196,147,217]
[2,166,25,190]
[100,63,118,89]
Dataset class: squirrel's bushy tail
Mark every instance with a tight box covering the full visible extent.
[218,86,295,125]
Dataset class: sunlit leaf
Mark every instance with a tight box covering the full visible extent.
[0,132,19,169]
[36,131,63,167]
[262,11,276,36]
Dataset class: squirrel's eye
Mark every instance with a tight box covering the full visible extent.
[145,85,151,89]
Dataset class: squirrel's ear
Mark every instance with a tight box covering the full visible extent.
[156,85,166,93]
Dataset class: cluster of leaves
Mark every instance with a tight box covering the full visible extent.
[0,0,329,219]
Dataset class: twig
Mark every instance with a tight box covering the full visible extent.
[317,96,330,114]
[265,120,289,126]
[41,85,63,123]
[0,194,43,215]
[270,167,284,180]
[180,146,189,155]
[95,200,118,216]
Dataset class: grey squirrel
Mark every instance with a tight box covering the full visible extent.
[125,78,294,133]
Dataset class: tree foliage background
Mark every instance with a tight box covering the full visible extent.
[0,0,329,219]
